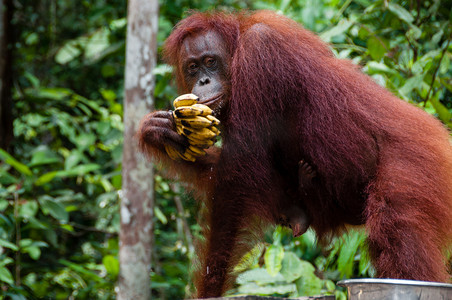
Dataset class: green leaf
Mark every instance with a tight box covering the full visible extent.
[0,238,19,251]
[337,230,366,277]
[236,268,285,284]
[64,150,84,170]
[320,19,352,42]
[264,244,284,276]
[19,200,39,218]
[280,251,304,282]
[430,96,452,124]
[295,260,322,296]
[35,171,59,185]
[55,39,83,64]
[74,133,97,150]
[39,197,69,222]
[367,36,387,61]
[0,266,14,284]
[29,147,60,166]
[387,3,414,24]
[234,243,264,273]
[154,206,168,224]
[24,246,41,260]
[36,163,100,185]
[103,255,119,277]
[399,74,425,98]
[59,259,105,282]
[29,87,72,101]
[238,282,296,296]
[84,28,111,62]
[0,149,32,176]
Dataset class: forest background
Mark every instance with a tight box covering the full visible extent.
[0,0,451,299]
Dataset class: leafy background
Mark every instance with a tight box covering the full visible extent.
[0,0,451,299]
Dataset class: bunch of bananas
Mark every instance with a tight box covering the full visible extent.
[164,94,220,162]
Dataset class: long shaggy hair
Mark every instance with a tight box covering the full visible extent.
[140,10,452,297]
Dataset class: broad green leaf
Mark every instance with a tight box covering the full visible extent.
[59,259,105,282]
[55,39,83,64]
[295,260,322,296]
[74,133,97,150]
[280,251,304,282]
[430,96,452,124]
[0,149,32,176]
[265,245,284,276]
[367,36,387,61]
[236,268,285,284]
[0,266,14,284]
[39,197,69,222]
[70,163,100,175]
[35,171,59,185]
[387,3,414,24]
[29,147,60,166]
[64,150,84,170]
[238,282,296,295]
[84,28,110,62]
[28,87,72,101]
[337,231,366,277]
[103,255,119,277]
[320,19,352,42]
[365,61,398,75]
[36,164,100,185]
[234,243,264,273]
[399,74,424,98]
[0,238,18,251]
[358,252,371,275]
[23,246,41,260]
[19,200,38,218]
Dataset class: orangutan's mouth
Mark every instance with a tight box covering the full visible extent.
[199,94,223,107]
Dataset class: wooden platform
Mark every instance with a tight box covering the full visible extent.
[192,295,335,300]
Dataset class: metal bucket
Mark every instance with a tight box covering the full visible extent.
[337,278,452,300]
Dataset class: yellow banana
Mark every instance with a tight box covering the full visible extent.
[186,135,215,148]
[173,94,199,108]
[188,145,206,156]
[209,126,220,135]
[175,116,212,128]
[174,106,206,118]
[206,115,220,125]
[179,150,196,162]
[191,104,213,116]
[165,145,181,161]
[182,127,217,140]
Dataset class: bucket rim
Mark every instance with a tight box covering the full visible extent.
[337,278,452,289]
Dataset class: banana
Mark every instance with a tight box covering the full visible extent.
[175,116,212,128]
[209,126,220,135]
[188,145,206,156]
[179,150,196,162]
[206,115,220,125]
[192,104,213,116]
[173,94,199,108]
[182,127,217,140]
[165,145,181,161]
[174,106,206,118]
[186,135,215,148]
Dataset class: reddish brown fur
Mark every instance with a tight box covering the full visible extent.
[139,10,452,298]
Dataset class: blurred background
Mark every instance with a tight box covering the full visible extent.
[0,0,450,299]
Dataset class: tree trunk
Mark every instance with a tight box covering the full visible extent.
[0,0,13,150]
[119,0,158,299]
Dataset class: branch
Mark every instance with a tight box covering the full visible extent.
[171,183,194,255]
[423,38,451,107]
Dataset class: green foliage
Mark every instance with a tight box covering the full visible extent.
[231,227,348,299]
[2,0,451,299]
